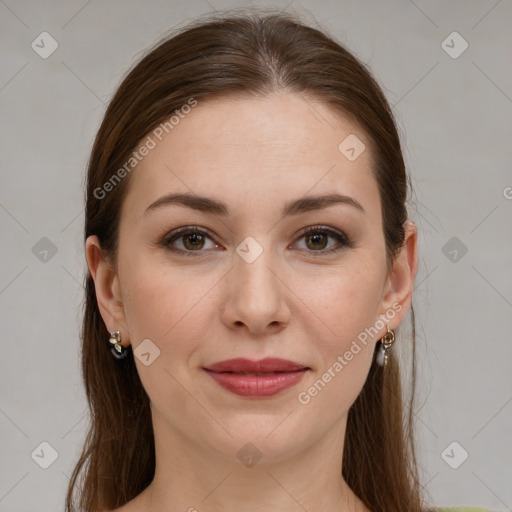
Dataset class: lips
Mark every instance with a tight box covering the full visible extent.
[203,357,309,374]
[203,358,310,398]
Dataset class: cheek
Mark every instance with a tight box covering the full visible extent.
[297,258,385,380]
[117,254,219,410]
[118,248,222,353]
[294,266,383,414]
[303,260,385,342]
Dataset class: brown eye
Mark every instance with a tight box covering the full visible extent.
[182,232,206,250]
[294,226,353,255]
[304,232,328,251]
[160,225,353,258]
[162,227,219,256]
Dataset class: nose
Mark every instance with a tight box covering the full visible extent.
[221,246,291,335]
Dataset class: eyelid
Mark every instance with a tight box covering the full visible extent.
[160,226,221,255]
[160,224,353,256]
[295,225,350,242]
[291,225,354,253]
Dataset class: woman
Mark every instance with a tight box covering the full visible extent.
[65,9,494,512]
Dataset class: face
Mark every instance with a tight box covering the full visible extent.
[87,90,416,465]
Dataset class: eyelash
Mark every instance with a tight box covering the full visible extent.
[159,225,354,258]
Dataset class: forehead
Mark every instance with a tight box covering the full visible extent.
[121,91,380,222]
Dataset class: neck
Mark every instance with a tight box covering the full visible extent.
[133,406,369,512]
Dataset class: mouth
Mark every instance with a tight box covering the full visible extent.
[214,371,296,376]
[203,357,310,374]
[202,358,310,398]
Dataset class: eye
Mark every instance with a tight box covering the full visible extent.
[159,225,353,258]
[292,225,353,255]
[160,227,219,256]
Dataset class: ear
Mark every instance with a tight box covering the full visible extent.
[85,235,131,348]
[378,220,418,330]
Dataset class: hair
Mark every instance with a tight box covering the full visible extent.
[66,8,431,512]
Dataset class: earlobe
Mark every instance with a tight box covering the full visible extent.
[380,220,418,329]
[85,235,130,346]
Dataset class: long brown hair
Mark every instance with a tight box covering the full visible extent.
[66,8,430,512]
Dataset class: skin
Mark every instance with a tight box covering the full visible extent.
[86,90,418,512]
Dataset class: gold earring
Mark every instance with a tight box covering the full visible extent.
[109,330,128,360]
[376,325,395,367]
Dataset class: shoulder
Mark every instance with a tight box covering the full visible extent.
[436,507,499,512]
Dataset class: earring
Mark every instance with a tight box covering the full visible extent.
[376,325,395,367]
[109,330,128,360]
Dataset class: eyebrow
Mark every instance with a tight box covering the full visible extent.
[144,192,365,218]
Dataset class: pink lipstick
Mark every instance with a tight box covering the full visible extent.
[203,357,310,398]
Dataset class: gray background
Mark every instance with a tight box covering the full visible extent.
[1,1,511,511]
